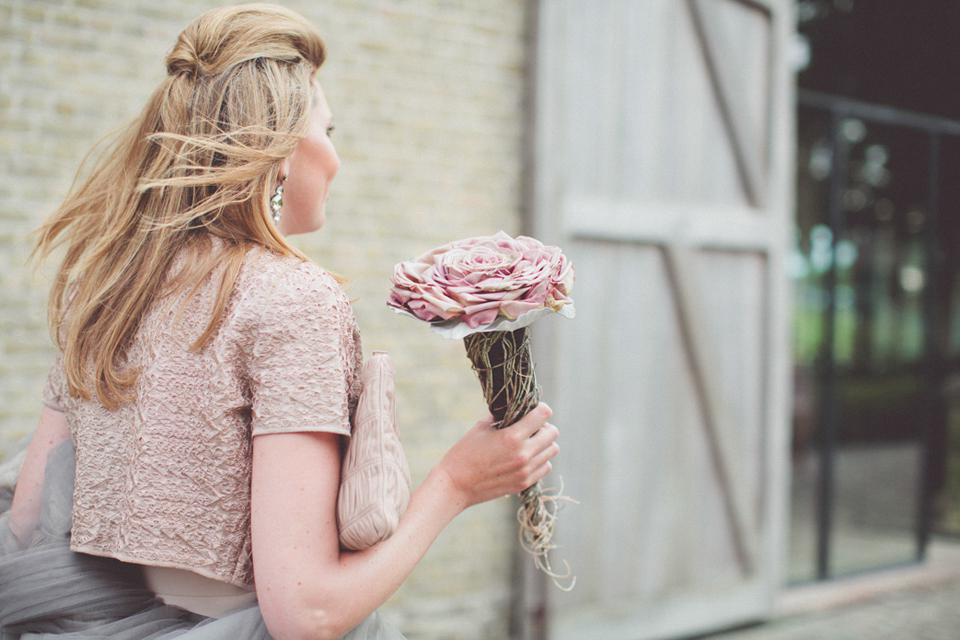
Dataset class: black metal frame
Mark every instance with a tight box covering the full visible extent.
[798,89,960,580]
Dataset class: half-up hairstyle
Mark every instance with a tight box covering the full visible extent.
[34,4,328,408]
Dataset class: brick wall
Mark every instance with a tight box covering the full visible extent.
[0,1,530,637]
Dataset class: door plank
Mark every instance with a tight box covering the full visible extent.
[562,197,783,251]
[687,0,772,207]
[664,244,759,575]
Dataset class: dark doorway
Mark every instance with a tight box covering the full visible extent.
[789,0,960,582]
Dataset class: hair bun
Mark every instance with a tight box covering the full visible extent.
[166,33,201,77]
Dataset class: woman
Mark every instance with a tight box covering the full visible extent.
[1,5,558,640]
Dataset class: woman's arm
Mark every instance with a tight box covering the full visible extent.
[251,403,558,640]
[12,406,71,512]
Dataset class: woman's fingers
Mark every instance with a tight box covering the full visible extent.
[520,435,559,488]
[526,435,559,471]
[520,422,559,464]
[504,419,559,493]
[510,403,552,438]
[526,421,559,448]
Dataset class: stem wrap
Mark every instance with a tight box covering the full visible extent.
[463,328,539,430]
[463,327,573,589]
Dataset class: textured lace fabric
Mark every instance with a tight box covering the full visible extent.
[42,248,362,588]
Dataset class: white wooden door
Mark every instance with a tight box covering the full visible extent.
[529,1,795,638]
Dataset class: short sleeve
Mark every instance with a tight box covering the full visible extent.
[42,352,68,413]
[249,263,358,437]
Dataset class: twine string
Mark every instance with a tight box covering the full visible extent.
[518,479,576,591]
[464,327,575,590]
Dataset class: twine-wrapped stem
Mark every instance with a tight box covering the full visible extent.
[463,328,539,429]
[463,328,573,589]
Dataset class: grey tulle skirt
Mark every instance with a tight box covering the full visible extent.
[0,438,405,640]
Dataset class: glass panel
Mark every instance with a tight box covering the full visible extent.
[828,120,928,576]
[787,106,830,584]
[789,105,933,582]
[934,136,960,536]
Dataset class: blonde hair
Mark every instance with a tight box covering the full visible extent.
[34,4,328,408]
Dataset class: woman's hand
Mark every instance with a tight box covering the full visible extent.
[436,403,558,508]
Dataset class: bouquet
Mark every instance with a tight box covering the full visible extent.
[388,231,575,587]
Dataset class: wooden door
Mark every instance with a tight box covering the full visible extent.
[528,1,795,638]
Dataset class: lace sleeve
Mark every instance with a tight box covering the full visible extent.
[41,352,67,413]
[249,262,358,438]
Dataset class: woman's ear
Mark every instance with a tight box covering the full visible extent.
[279,157,292,184]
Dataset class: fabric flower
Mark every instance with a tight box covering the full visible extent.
[388,231,574,329]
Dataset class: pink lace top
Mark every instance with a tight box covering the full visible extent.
[42,248,362,588]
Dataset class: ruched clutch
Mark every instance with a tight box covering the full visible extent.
[337,351,412,551]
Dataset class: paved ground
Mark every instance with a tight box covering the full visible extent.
[706,444,958,640]
[697,539,960,640]
[703,574,960,640]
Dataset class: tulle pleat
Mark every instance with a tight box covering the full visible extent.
[0,439,404,640]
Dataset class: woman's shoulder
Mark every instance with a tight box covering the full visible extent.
[236,249,350,317]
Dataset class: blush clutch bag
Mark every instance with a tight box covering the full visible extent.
[337,350,412,551]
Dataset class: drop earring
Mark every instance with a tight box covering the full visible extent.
[270,176,285,224]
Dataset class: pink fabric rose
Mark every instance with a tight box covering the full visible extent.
[388,231,574,329]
